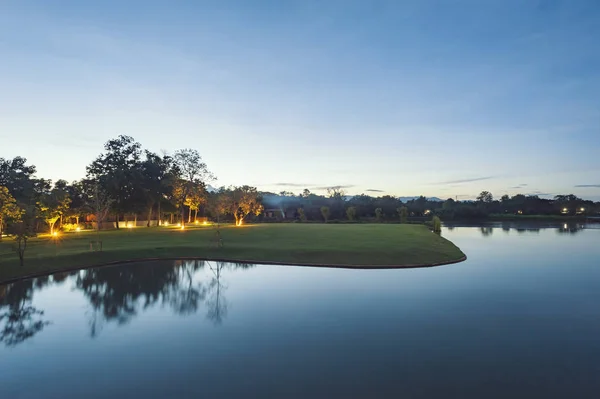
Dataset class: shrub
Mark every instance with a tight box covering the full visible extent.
[297,208,307,222]
[432,216,442,233]
[398,206,408,223]
[346,206,356,221]
[320,206,330,223]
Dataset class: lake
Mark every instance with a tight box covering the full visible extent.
[1,223,599,398]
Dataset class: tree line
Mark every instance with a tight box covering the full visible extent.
[1,135,599,240]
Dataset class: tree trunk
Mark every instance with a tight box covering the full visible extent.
[157,201,161,225]
[115,213,120,229]
[170,213,173,224]
[194,208,198,221]
[0,219,3,241]
[181,203,186,227]
[147,204,153,227]
[134,214,137,227]
[76,215,80,225]
[60,214,63,228]
[188,207,192,223]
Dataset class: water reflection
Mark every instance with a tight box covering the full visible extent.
[444,221,589,236]
[479,226,493,236]
[557,223,584,235]
[0,260,254,345]
[0,277,57,347]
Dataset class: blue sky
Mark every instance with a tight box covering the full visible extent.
[1,0,599,200]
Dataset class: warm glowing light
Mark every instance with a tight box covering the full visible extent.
[518,210,523,215]
[580,207,585,212]
[127,225,133,229]
[236,220,243,226]
[203,221,208,225]
[76,227,81,232]
[563,223,568,229]
[177,223,181,227]
[52,232,58,237]
[164,222,169,226]
[180,226,185,230]
[195,220,199,224]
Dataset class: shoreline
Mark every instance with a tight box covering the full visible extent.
[0,254,468,285]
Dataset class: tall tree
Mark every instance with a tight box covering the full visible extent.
[38,182,71,235]
[477,191,494,203]
[0,157,37,204]
[140,151,176,227]
[0,186,23,240]
[86,135,142,229]
[184,182,208,223]
[173,149,214,226]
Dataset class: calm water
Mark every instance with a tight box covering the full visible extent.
[1,223,600,398]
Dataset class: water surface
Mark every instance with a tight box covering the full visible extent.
[1,223,599,398]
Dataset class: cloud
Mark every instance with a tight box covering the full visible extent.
[312,185,355,191]
[510,184,528,189]
[271,182,313,188]
[574,184,600,188]
[365,189,384,192]
[434,176,495,185]
[525,191,553,197]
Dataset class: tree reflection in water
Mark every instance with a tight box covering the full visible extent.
[0,260,255,345]
[76,260,255,336]
[0,276,59,347]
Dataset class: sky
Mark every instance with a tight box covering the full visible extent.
[1,0,599,200]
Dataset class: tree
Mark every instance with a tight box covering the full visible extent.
[89,182,113,233]
[87,135,142,229]
[375,207,383,222]
[398,206,408,223]
[64,180,91,226]
[219,186,263,226]
[0,157,37,204]
[500,194,510,203]
[346,206,356,221]
[173,149,214,227]
[11,221,33,266]
[38,182,71,235]
[297,207,306,222]
[477,191,493,203]
[0,186,23,240]
[140,151,176,227]
[320,206,330,223]
[184,182,208,223]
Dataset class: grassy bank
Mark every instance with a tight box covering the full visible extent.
[0,224,465,282]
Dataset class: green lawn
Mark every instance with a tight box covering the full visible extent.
[0,223,465,282]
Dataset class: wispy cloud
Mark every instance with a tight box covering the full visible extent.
[510,184,528,189]
[312,185,355,191]
[574,184,600,188]
[365,189,384,192]
[525,191,553,197]
[434,176,495,185]
[271,182,313,188]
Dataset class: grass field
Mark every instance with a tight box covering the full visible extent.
[0,223,466,282]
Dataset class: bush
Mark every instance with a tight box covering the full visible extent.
[346,206,356,221]
[320,206,330,223]
[432,216,442,233]
[397,206,408,224]
[297,208,306,222]
[375,208,383,222]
